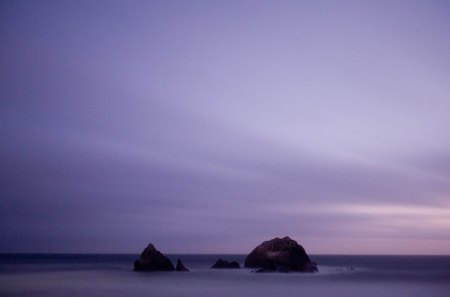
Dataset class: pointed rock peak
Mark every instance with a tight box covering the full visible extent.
[134,243,175,272]
[146,243,156,250]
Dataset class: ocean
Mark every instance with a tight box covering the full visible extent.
[1,254,449,297]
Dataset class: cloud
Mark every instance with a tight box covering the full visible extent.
[1,0,450,254]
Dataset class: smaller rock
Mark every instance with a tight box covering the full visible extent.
[176,259,189,271]
[211,259,241,269]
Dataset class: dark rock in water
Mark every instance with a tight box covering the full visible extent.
[254,265,291,273]
[176,259,189,271]
[211,259,241,269]
[245,236,318,273]
[134,243,175,271]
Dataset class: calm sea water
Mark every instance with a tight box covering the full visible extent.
[1,254,449,297]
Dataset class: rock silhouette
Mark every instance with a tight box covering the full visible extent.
[211,259,241,269]
[134,243,175,271]
[245,236,318,273]
[176,259,189,271]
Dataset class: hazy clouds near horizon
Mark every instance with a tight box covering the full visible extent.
[1,0,449,254]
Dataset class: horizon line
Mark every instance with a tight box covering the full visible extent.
[1,252,449,257]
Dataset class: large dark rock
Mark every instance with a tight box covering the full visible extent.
[245,236,318,273]
[176,259,189,271]
[211,259,241,269]
[134,243,175,271]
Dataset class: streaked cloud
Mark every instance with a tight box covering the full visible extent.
[1,0,449,254]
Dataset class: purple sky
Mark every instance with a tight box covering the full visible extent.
[1,0,449,254]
